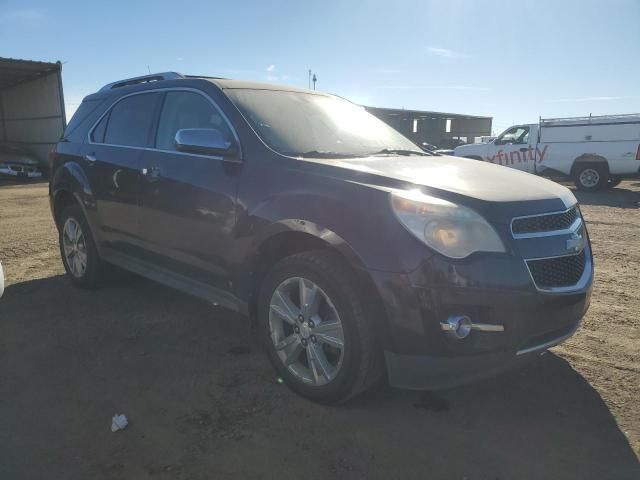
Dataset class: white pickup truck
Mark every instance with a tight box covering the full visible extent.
[454,114,640,191]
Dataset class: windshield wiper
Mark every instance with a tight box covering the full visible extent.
[369,148,431,156]
[285,150,363,159]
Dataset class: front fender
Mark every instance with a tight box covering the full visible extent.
[245,179,418,272]
[251,218,367,271]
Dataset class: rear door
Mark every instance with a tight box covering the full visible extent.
[86,91,162,254]
[137,89,241,291]
[488,125,535,172]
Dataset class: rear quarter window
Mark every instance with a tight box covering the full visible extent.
[63,99,102,138]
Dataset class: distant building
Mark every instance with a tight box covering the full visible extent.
[365,106,492,149]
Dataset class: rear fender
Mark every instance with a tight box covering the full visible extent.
[50,161,99,237]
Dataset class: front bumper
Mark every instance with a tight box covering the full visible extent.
[385,322,581,390]
[369,248,592,391]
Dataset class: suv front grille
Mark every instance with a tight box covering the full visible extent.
[512,207,578,235]
[526,250,586,290]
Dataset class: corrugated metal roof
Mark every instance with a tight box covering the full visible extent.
[0,57,60,90]
[365,105,492,120]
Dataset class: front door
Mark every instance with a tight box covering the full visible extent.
[488,125,534,172]
[138,90,241,291]
[86,92,162,254]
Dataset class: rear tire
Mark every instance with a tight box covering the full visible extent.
[58,204,106,288]
[573,163,608,192]
[258,250,382,404]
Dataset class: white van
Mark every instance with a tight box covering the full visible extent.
[454,114,640,191]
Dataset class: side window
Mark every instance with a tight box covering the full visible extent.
[91,112,109,143]
[155,91,232,151]
[497,126,529,145]
[104,93,160,147]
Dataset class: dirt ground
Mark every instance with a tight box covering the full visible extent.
[0,179,638,480]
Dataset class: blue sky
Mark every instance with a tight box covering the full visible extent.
[2,0,639,134]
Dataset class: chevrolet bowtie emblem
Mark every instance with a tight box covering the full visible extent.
[566,231,585,252]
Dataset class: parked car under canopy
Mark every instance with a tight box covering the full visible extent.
[0,57,66,178]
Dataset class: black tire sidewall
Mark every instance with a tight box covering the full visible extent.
[258,253,366,403]
[574,164,608,191]
[58,204,103,288]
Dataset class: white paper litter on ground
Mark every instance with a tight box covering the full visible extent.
[111,413,128,432]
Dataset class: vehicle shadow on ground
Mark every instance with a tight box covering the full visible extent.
[1,274,638,480]
[0,177,48,188]
[571,186,640,209]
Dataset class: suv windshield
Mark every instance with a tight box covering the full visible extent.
[225,89,422,158]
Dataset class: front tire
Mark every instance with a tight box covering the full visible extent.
[58,204,105,288]
[258,250,381,404]
[573,163,608,191]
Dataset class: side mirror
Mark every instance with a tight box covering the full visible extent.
[175,128,238,159]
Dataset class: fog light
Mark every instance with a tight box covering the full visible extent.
[441,315,472,340]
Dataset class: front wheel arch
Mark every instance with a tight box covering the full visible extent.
[246,228,391,352]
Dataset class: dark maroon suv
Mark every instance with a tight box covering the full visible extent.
[50,72,592,403]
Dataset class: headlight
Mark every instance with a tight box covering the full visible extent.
[391,190,505,259]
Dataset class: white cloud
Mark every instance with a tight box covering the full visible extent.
[266,64,276,72]
[176,57,184,61]
[266,75,278,82]
[427,47,466,58]
[0,8,45,25]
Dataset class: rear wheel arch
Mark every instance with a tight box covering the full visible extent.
[51,161,96,229]
[570,154,610,175]
[571,154,610,191]
[53,190,81,227]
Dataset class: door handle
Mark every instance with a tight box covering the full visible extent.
[85,153,97,163]
[142,166,161,181]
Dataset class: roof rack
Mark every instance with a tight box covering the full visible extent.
[99,72,184,91]
[541,113,640,125]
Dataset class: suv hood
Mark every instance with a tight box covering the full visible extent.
[318,154,576,209]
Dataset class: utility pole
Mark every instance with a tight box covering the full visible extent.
[308,69,312,89]
[312,73,317,90]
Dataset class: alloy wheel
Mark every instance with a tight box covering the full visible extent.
[579,168,600,188]
[62,217,88,278]
[269,277,345,386]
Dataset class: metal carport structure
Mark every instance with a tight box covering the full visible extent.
[0,57,66,173]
